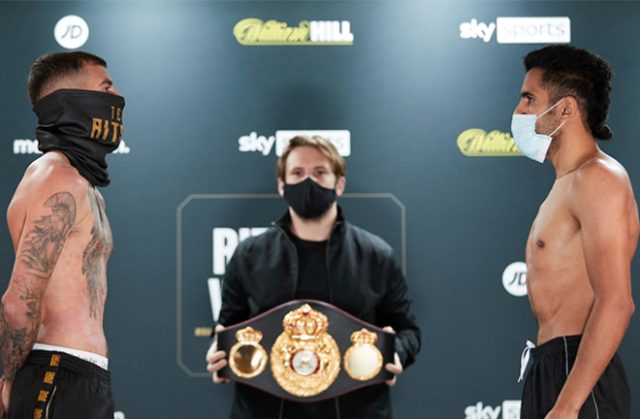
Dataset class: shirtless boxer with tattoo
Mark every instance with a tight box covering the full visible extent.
[0,51,124,419]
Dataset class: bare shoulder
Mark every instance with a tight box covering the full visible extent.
[10,153,91,221]
[571,152,634,213]
[574,153,630,193]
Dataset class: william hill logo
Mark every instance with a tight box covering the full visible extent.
[233,18,354,46]
[457,129,522,157]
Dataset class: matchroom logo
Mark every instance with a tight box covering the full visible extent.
[233,18,354,46]
[13,138,131,155]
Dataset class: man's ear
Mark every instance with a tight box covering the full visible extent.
[277,178,285,197]
[560,96,578,118]
[335,176,346,197]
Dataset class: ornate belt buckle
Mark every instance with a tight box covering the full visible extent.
[228,327,268,379]
[344,328,383,381]
[270,304,340,397]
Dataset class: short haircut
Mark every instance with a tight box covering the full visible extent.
[28,51,107,105]
[276,136,346,180]
[524,45,613,140]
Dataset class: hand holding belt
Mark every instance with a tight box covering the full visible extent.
[217,299,395,402]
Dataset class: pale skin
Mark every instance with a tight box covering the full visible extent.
[0,62,121,414]
[516,68,638,419]
[205,146,403,386]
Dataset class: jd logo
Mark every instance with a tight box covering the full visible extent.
[54,15,90,49]
[459,18,496,43]
[502,262,527,297]
[61,25,83,39]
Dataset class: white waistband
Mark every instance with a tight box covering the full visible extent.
[33,343,109,370]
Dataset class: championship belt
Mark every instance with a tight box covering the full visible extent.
[217,299,395,402]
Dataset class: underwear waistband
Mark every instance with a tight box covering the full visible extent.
[33,343,109,370]
[26,350,111,383]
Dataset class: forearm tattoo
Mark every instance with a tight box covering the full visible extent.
[1,192,76,379]
[20,192,77,276]
[0,283,42,380]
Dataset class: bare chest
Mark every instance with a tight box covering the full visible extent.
[527,184,580,261]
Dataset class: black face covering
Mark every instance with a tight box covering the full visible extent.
[34,89,125,187]
[283,177,337,219]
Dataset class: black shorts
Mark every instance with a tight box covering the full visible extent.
[8,350,114,419]
[521,335,630,419]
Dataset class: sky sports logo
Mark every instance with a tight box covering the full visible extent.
[465,400,521,419]
[238,130,351,157]
[459,17,571,44]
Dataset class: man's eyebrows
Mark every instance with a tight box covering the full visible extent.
[521,90,534,98]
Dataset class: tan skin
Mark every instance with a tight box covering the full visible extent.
[516,68,638,419]
[205,146,403,386]
[0,62,121,415]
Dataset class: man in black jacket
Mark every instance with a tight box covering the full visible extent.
[206,135,420,419]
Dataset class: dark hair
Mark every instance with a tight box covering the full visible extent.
[524,45,613,140]
[28,51,107,105]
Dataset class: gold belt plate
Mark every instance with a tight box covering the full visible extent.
[270,304,340,397]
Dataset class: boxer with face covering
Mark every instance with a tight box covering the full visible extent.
[1,51,123,419]
[35,88,125,187]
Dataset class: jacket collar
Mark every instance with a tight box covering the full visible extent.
[275,205,346,238]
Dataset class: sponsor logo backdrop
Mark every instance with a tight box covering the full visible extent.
[0,1,638,418]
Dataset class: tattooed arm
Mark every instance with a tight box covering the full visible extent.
[1,173,84,408]
[0,376,4,419]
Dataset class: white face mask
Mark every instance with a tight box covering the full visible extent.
[511,99,565,163]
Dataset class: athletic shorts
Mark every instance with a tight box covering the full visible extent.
[8,350,114,419]
[521,335,630,419]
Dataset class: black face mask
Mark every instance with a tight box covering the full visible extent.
[283,177,337,219]
[34,89,125,187]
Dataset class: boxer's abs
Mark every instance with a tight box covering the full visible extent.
[528,276,594,345]
[525,187,594,344]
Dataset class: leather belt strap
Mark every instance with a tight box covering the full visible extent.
[217,299,395,402]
